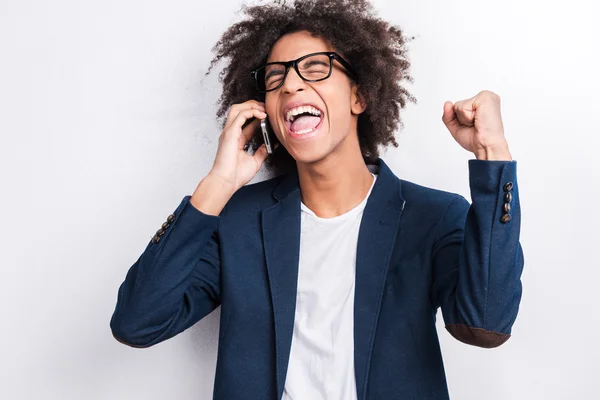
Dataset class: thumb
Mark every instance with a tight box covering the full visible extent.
[441,101,460,136]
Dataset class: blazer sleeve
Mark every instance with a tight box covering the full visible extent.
[430,159,524,348]
[110,195,224,348]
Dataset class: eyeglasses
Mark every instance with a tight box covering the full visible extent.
[250,51,359,93]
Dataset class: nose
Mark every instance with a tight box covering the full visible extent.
[281,67,306,94]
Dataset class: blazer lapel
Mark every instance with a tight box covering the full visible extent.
[262,171,302,400]
[261,158,406,400]
[354,159,406,399]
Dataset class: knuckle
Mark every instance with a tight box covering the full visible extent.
[482,90,498,99]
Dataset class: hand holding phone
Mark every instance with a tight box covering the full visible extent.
[209,100,273,193]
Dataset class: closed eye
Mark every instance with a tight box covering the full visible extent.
[265,70,284,80]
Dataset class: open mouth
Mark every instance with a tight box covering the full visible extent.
[283,104,324,137]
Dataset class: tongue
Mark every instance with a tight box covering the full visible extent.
[291,115,321,132]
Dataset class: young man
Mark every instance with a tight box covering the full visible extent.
[110,1,524,399]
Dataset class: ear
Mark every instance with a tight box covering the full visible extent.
[351,84,367,115]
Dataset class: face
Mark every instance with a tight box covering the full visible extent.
[264,30,365,165]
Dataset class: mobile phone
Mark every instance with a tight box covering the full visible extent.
[260,118,278,154]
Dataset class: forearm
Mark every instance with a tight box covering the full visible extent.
[110,195,222,347]
[460,160,523,328]
[433,160,524,348]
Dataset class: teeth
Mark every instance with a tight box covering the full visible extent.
[285,105,322,122]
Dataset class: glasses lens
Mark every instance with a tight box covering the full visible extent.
[298,54,331,81]
[255,54,332,92]
[258,64,286,92]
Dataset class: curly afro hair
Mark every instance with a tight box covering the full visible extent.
[206,0,416,176]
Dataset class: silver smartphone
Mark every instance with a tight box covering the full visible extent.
[260,118,275,154]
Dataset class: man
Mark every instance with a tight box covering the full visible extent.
[110,1,524,399]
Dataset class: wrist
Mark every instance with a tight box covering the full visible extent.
[474,143,512,161]
[190,175,237,216]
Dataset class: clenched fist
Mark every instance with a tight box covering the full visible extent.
[442,90,512,161]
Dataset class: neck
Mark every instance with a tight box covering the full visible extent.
[296,133,375,219]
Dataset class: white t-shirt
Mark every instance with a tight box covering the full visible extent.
[282,173,378,400]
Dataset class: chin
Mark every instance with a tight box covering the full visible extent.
[282,125,346,166]
[289,146,334,166]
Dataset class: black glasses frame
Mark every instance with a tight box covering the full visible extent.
[250,51,359,93]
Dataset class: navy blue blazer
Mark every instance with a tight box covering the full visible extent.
[110,157,524,400]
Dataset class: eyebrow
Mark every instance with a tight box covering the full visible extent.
[266,51,331,63]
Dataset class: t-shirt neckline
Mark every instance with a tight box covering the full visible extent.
[300,173,377,222]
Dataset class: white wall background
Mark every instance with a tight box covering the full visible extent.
[1,0,599,399]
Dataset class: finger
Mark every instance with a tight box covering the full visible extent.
[226,100,266,117]
[220,109,265,149]
[225,101,266,130]
[441,101,460,136]
[228,109,267,138]
[225,103,266,131]
[225,103,265,131]
[454,107,475,126]
[453,99,475,127]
